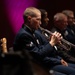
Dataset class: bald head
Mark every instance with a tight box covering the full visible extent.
[54,13,67,21]
[54,13,68,30]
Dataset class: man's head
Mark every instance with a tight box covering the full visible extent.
[23,7,41,30]
[62,10,74,25]
[54,13,68,30]
[39,9,49,27]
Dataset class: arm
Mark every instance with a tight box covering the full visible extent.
[21,34,54,57]
[43,56,62,65]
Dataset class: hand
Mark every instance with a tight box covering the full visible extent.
[61,59,68,66]
[50,31,62,46]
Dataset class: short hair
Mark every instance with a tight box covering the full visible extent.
[54,13,67,21]
[39,9,47,18]
[23,7,41,20]
[62,10,74,17]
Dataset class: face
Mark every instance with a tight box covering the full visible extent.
[68,13,74,25]
[29,13,41,30]
[43,12,49,25]
[56,17,68,30]
[61,18,68,29]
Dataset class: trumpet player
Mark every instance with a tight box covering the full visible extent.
[35,9,75,75]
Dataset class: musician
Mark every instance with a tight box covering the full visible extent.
[62,10,75,57]
[62,10,75,33]
[53,12,75,44]
[36,9,75,64]
[13,7,75,75]
[51,12,75,58]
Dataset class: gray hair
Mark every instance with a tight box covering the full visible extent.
[62,10,74,17]
[23,7,41,17]
[54,13,67,21]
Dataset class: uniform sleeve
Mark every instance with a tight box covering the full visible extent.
[20,34,54,58]
[43,56,62,65]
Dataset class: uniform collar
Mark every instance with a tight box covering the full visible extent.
[22,24,35,34]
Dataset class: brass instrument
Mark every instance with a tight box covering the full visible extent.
[40,27,75,51]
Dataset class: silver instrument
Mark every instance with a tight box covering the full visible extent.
[40,27,75,51]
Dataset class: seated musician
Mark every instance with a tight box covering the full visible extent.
[13,7,75,75]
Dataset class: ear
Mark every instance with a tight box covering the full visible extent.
[28,16,31,21]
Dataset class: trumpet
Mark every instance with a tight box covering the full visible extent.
[40,27,75,51]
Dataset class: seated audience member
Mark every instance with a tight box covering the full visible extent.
[13,7,75,75]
